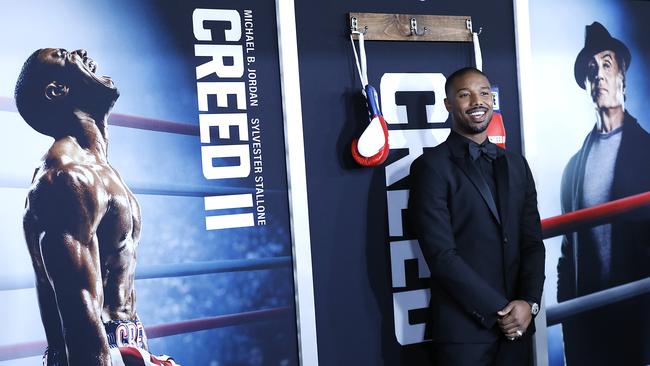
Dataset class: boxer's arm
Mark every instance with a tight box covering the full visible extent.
[24,211,69,362]
[34,168,111,366]
[41,232,110,365]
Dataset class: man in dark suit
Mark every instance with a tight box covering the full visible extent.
[408,67,545,365]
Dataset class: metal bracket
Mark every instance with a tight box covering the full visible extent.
[410,17,427,36]
[350,16,368,34]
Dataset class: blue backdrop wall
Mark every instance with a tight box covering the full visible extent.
[295,0,523,364]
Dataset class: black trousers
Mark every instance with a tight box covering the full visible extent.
[431,335,533,366]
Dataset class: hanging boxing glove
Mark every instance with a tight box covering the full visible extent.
[351,85,389,166]
[349,32,390,167]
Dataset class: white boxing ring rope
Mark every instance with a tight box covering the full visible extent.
[0,176,280,198]
[545,277,650,326]
[0,257,293,291]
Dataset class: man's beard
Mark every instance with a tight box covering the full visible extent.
[455,114,491,135]
[465,120,490,134]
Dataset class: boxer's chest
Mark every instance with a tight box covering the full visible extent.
[97,164,142,253]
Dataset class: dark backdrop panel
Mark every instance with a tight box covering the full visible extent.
[295,1,522,365]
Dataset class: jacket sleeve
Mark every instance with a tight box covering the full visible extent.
[408,156,509,329]
[516,158,546,306]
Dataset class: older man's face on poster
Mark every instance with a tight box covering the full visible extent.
[585,50,625,110]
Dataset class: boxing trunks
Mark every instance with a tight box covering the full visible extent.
[43,320,179,366]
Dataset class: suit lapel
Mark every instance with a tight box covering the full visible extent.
[494,154,509,229]
[451,155,501,225]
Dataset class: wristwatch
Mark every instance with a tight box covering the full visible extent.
[528,301,540,316]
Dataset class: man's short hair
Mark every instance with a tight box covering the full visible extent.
[444,67,489,97]
[14,49,64,136]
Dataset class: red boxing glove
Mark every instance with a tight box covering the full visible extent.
[351,85,389,167]
[487,111,506,149]
[351,115,389,167]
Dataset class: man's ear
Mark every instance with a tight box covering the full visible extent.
[44,81,69,100]
[444,97,451,112]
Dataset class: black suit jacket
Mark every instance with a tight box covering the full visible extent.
[408,131,545,343]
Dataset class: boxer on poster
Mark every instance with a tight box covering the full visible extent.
[408,67,545,365]
[557,22,650,365]
[15,48,177,366]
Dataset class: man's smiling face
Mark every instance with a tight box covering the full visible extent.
[445,71,494,136]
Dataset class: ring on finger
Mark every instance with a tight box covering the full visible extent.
[516,329,523,337]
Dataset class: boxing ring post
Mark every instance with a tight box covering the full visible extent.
[276,0,319,365]
[514,1,550,361]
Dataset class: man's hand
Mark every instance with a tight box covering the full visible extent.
[497,300,532,340]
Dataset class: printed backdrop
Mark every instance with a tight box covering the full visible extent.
[0,1,299,365]
[522,0,650,364]
[294,0,525,364]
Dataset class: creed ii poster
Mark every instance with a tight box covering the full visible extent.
[0,1,300,365]
[518,0,650,365]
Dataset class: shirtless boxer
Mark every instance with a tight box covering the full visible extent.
[15,48,177,366]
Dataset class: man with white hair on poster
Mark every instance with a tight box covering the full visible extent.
[557,21,650,365]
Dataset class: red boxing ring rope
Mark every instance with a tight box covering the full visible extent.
[540,191,650,239]
[0,97,198,136]
[109,112,198,136]
[146,306,291,338]
[0,307,291,361]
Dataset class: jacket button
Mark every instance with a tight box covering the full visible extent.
[503,237,508,244]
